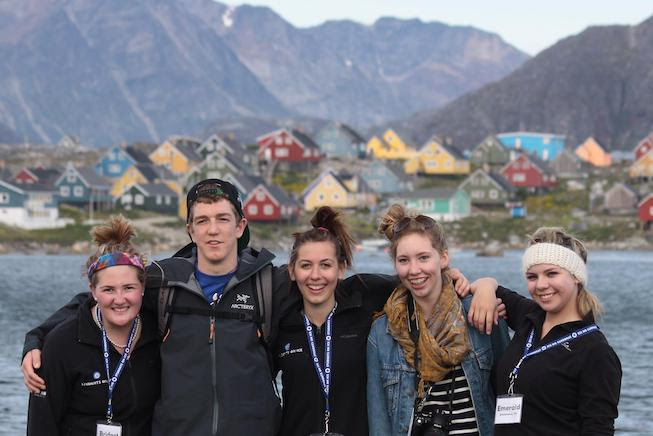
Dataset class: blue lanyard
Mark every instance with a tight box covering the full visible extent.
[303,303,337,432]
[508,323,599,394]
[97,306,139,422]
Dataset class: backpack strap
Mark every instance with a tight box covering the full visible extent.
[149,260,176,340]
[255,264,273,343]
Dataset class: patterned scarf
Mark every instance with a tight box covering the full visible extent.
[383,281,470,397]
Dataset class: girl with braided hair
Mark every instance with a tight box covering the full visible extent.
[27,215,160,436]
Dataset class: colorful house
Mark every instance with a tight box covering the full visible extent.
[95,144,152,179]
[634,132,653,161]
[550,148,584,179]
[115,183,178,214]
[575,137,611,167]
[500,153,557,191]
[0,180,68,229]
[111,163,176,197]
[405,136,470,175]
[366,128,418,160]
[360,160,415,195]
[14,166,62,185]
[470,135,512,168]
[603,183,638,215]
[229,174,299,222]
[497,132,565,161]
[302,170,376,212]
[197,134,256,170]
[388,188,470,222]
[458,169,513,206]
[638,194,653,229]
[149,136,202,176]
[314,122,366,159]
[628,149,653,180]
[55,163,112,210]
[256,128,321,167]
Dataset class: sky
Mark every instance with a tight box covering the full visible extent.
[224,1,653,55]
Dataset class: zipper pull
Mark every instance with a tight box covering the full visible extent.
[209,293,218,344]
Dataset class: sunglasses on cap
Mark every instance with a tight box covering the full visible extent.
[392,215,437,236]
[186,179,244,219]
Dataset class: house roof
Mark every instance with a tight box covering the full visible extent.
[135,183,177,197]
[397,188,460,200]
[124,146,152,164]
[291,129,320,150]
[175,141,202,162]
[136,163,174,181]
[608,182,637,197]
[77,167,110,188]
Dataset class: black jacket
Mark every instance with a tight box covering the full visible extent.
[27,297,160,436]
[494,286,622,436]
[274,273,397,436]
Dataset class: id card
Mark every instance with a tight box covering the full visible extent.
[96,420,122,436]
[495,394,523,424]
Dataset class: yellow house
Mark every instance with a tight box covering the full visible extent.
[149,136,202,176]
[302,170,376,211]
[366,129,418,160]
[404,137,470,175]
[629,149,653,179]
[575,137,612,167]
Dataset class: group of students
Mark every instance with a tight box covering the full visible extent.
[21,178,622,436]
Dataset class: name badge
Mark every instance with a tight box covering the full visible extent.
[96,420,122,436]
[495,394,523,424]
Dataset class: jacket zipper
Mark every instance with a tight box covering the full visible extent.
[210,293,219,435]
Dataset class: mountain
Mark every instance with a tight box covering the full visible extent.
[0,0,528,146]
[404,16,653,152]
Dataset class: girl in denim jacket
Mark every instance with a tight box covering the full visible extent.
[367,204,506,436]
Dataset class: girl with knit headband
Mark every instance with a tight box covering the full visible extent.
[27,215,160,436]
[468,226,622,435]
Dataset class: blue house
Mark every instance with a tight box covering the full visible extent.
[360,160,414,195]
[314,122,367,159]
[95,144,152,179]
[56,163,112,211]
[496,132,565,161]
[0,180,68,228]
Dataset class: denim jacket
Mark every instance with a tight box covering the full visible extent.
[367,295,508,436]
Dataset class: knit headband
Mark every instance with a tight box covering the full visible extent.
[87,252,145,280]
[522,242,587,286]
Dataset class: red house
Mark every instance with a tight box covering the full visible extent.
[634,132,653,161]
[257,128,321,165]
[228,174,299,222]
[14,166,61,185]
[500,153,556,190]
[639,194,653,229]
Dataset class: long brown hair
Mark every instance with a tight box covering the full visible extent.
[86,215,146,287]
[528,227,603,318]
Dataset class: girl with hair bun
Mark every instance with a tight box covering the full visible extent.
[27,215,160,436]
[468,226,622,435]
[367,204,506,436]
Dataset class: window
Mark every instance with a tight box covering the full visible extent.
[471,191,484,199]
[275,147,289,158]
[248,204,258,215]
[515,138,522,149]
[256,191,265,201]
[489,190,499,199]
[275,137,283,145]
[285,137,292,145]
[67,173,76,183]
[513,173,526,182]
[333,194,340,201]
[318,194,324,201]
[156,195,162,205]
[263,205,273,215]
[73,186,83,197]
[109,164,121,174]
[122,194,133,203]
[303,149,311,157]
[135,194,144,205]
[0,193,8,203]
[542,149,549,161]
[165,196,171,205]
[60,186,70,197]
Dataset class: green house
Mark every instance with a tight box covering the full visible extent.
[388,188,470,222]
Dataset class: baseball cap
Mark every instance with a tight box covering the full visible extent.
[186,179,250,252]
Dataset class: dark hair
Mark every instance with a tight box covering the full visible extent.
[86,215,146,287]
[289,206,354,270]
[378,204,448,259]
[527,227,602,318]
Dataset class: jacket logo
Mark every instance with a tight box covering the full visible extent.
[231,291,255,310]
[279,343,303,358]
[236,293,251,303]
